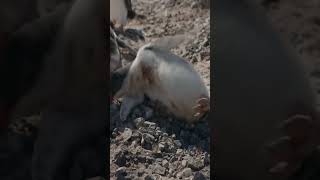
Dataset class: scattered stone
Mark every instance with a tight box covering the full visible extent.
[188,158,205,171]
[146,156,155,164]
[144,121,156,129]
[137,169,145,177]
[162,159,169,168]
[181,168,193,178]
[115,167,127,177]
[176,149,183,154]
[181,160,188,167]
[144,175,156,180]
[142,133,155,143]
[114,150,127,167]
[158,142,166,152]
[134,117,145,128]
[191,2,199,9]
[153,164,166,175]
[168,168,174,176]
[165,0,176,8]
[121,128,133,142]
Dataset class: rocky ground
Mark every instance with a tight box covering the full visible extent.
[110,0,211,180]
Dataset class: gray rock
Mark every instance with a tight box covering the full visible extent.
[144,121,157,129]
[137,155,147,163]
[143,133,155,143]
[137,168,145,177]
[153,164,166,175]
[134,117,145,128]
[176,149,183,154]
[162,159,169,168]
[165,0,176,8]
[146,156,155,164]
[158,142,165,152]
[181,160,188,168]
[144,175,156,180]
[188,158,205,171]
[181,168,193,178]
[114,150,127,167]
[121,128,133,142]
[168,168,174,176]
[115,167,127,177]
